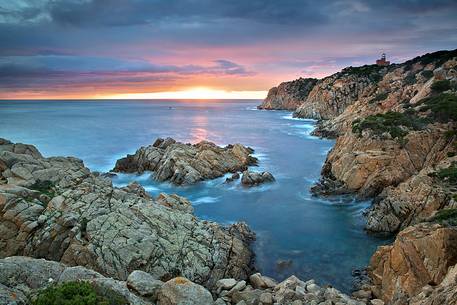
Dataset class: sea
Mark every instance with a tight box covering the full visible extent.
[0,99,390,292]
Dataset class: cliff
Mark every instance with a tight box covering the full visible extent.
[258,77,317,110]
[261,49,457,304]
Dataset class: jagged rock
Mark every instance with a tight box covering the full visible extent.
[0,139,255,290]
[113,137,257,185]
[157,277,213,305]
[258,78,318,111]
[293,66,386,119]
[249,273,277,289]
[368,223,457,304]
[121,181,152,199]
[156,193,193,213]
[241,170,275,186]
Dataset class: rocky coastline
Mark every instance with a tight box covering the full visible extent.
[260,49,457,304]
[0,139,366,304]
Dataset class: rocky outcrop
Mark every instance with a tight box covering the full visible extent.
[0,139,255,290]
[293,66,387,119]
[368,223,457,304]
[307,50,457,233]
[258,78,317,110]
[113,137,258,185]
[241,170,275,186]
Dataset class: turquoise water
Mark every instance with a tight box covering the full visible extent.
[0,99,389,291]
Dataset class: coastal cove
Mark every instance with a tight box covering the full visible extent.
[0,99,390,292]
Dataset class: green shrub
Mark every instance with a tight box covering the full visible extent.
[436,162,457,184]
[342,65,384,82]
[32,281,128,305]
[419,93,457,122]
[421,70,434,80]
[431,80,451,93]
[404,73,416,85]
[431,208,457,226]
[369,92,389,103]
[30,180,55,197]
[352,111,427,142]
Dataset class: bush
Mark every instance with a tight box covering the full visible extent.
[419,93,457,122]
[431,208,457,226]
[421,70,434,80]
[32,281,128,305]
[30,180,55,197]
[352,111,427,141]
[431,80,451,93]
[341,65,384,82]
[404,73,416,85]
[369,92,389,103]
[436,162,457,184]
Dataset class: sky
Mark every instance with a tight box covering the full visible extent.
[0,0,457,99]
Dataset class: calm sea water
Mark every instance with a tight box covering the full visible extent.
[0,99,389,291]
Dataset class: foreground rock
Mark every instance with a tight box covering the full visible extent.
[258,78,317,110]
[368,223,457,304]
[113,137,258,185]
[0,139,255,289]
[0,256,152,305]
[241,170,275,186]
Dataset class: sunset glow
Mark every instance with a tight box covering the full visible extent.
[1,1,456,99]
[102,88,267,100]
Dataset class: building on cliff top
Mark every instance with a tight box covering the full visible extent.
[376,53,390,66]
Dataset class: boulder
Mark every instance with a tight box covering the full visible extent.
[241,171,275,186]
[156,193,193,213]
[127,270,163,299]
[157,277,213,305]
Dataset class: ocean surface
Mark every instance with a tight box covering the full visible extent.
[0,99,390,292]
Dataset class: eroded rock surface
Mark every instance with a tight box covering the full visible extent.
[368,223,457,304]
[0,139,255,289]
[113,137,258,185]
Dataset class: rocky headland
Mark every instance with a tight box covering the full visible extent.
[260,49,457,304]
[258,78,318,111]
[113,137,258,185]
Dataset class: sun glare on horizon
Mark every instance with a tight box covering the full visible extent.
[101,87,267,100]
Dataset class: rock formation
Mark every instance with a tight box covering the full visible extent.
[0,256,368,305]
[241,170,275,186]
[0,138,255,290]
[113,137,258,185]
[258,78,317,111]
[368,223,457,304]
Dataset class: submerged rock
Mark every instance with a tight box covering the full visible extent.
[241,170,275,186]
[0,139,255,289]
[113,137,258,185]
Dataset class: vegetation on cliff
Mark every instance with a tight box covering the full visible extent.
[431,208,457,226]
[32,281,128,305]
[351,111,426,142]
[419,93,457,122]
[341,64,385,82]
